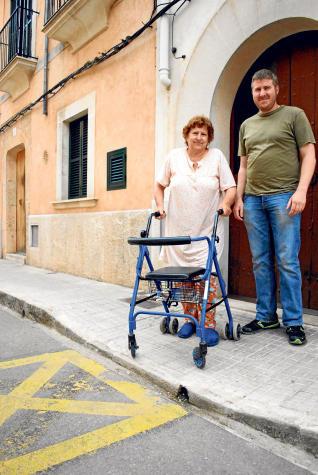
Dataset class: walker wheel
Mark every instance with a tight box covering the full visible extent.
[128,334,139,358]
[130,343,137,358]
[192,347,206,369]
[160,317,168,334]
[218,322,230,340]
[232,323,241,341]
[169,318,179,335]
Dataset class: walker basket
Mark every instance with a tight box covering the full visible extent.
[148,279,203,304]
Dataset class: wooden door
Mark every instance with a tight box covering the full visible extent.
[16,149,26,253]
[229,31,318,311]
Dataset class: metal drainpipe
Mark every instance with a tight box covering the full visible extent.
[158,6,171,88]
[43,35,49,115]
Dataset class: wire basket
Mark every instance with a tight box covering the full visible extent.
[148,280,203,303]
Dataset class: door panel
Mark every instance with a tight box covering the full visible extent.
[229,31,318,311]
[16,150,26,253]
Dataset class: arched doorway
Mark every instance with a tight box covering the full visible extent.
[229,31,318,311]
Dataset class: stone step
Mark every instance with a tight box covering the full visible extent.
[5,253,26,265]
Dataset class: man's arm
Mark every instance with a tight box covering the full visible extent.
[233,156,247,221]
[287,143,316,216]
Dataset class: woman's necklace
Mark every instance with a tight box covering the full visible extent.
[187,148,208,163]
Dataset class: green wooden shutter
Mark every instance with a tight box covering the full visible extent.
[69,115,88,199]
[107,148,127,190]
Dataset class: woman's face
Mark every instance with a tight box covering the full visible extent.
[186,126,209,152]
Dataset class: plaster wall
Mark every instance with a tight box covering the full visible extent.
[0,0,156,280]
[0,0,156,216]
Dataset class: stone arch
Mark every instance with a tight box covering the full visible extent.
[176,1,318,154]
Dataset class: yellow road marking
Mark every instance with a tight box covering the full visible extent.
[0,350,186,474]
[0,394,156,417]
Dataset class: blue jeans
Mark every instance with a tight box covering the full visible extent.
[243,192,302,326]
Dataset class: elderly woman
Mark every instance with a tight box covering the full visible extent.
[154,115,236,346]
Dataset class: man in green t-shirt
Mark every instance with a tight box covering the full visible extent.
[234,69,316,345]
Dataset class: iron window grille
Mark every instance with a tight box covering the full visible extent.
[68,115,88,199]
[107,148,127,190]
[0,2,38,73]
[44,0,71,24]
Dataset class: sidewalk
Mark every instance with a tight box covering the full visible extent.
[0,259,317,457]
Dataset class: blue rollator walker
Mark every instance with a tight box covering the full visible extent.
[127,209,241,369]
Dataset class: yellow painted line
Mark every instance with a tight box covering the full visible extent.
[0,350,187,474]
[0,350,107,376]
[0,403,186,475]
[0,394,156,417]
[100,379,160,405]
[0,360,65,426]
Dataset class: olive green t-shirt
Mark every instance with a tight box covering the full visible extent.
[238,105,316,195]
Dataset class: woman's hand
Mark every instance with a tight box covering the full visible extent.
[155,209,166,220]
[220,204,232,216]
[220,187,236,216]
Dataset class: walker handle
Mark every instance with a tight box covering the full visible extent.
[212,209,224,240]
[142,211,161,238]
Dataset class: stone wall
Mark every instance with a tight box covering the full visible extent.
[27,209,150,287]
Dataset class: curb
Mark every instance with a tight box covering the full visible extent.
[0,290,317,458]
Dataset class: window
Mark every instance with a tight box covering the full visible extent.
[56,92,95,203]
[107,148,127,190]
[68,115,88,199]
[30,224,38,247]
[9,0,33,59]
[45,0,70,23]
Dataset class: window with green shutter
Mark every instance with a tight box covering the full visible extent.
[107,148,127,190]
[69,115,88,199]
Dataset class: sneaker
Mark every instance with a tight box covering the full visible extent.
[204,328,219,347]
[286,325,306,345]
[242,316,280,334]
[178,322,196,339]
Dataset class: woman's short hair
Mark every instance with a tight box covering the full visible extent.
[182,115,214,144]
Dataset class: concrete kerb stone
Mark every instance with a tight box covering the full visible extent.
[0,290,317,458]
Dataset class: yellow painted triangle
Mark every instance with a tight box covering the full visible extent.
[0,350,187,474]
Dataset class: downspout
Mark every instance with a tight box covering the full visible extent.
[158,9,171,88]
[43,0,50,115]
[43,35,48,115]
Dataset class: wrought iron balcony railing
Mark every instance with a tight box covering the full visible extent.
[45,0,71,24]
[0,6,38,73]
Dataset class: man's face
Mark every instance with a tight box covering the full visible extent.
[252,78,279,113]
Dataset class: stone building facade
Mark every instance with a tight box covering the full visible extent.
[0,0,317,313]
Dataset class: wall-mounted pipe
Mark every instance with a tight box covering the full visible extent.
[158,10,171,88]
[43,35,49,115]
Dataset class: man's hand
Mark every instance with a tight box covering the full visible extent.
[233,198,244,221]
[287,190,307,216]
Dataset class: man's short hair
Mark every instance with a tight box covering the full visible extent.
[251,69,279,88]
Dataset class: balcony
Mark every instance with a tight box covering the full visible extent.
[0,6,38,100]
[43,0,116,53]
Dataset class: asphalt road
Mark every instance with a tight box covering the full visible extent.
[0,306,316,475]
